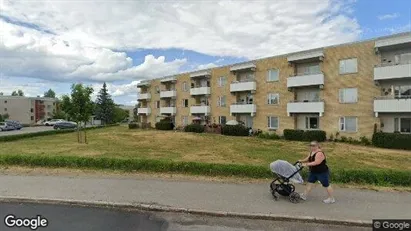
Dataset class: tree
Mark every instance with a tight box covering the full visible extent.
[60,84,94,143]
[94,82,115,125]
[0,92,3,96]
[113,106,129,123]
[44,89,56,98]
[11,90,24,96]
[133,103,140,122]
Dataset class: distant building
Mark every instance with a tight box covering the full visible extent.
[0,96,58,125]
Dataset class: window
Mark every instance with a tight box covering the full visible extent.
[4,108,7,112]
[339,117,357,132]
[267,93,279,105]
[219,116,227,125]
[30,108,34,113]
[156,101,160,108]
[267,116,279,129]
[267,69,279,82]
[155,86,160,94]
[394,118,411,133]
[305,116,319,129]
[339,58,358,74]
[182,82,188,92]
[339,88,358,103]
[298,64,321,75]
[394,85,411,99]
[218,76,227,87]
[4,101,7,103]
[182,99,189,108]
[182,116,189,126]
[31,116,34,121]
[218,96,226,107]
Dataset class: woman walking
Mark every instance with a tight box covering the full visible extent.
[299,141,335,204]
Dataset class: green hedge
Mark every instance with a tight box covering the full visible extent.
[184,124,205,133]
[0,154,409,186]
[372,132,411,150]
[0,124,119,142]
[128,123,139,129]
[155,121,173,130]
[257,132,281,140]
[221,124,249,136]
[283,129,326,142]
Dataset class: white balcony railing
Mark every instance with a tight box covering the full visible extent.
[287,100,324,116]
[374,63,411,81]
[137,93,151,100]
[374,98,411,117]
[160,90,177,98]
[230,103,257,116]
[287,73,324,88]
[137,107,151,115]
[190,87,211,95]
[160,107,176,115]
[287,49,324,62]
[230,81,256,92]
[190,105,211,115]
[230,62,256,72]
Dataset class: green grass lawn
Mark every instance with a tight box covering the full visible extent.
[1,126,411,173]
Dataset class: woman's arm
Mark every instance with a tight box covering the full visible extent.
[298,154,310,163]
[303,152,325,167]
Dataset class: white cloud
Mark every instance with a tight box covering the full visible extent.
[378,13,400,20]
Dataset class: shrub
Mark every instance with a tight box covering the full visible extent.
[302,130,326,142]
[283,129,304,141]
[141,122,151,129]
[257,132,280,140]
[128,123,139,129]
[221,124,249,136]
[329,134,334,142]
[340,136,348,142]
[372,132,411,150]
[155,121,173,130]
[359,136,371,145]
[184,124,205,133]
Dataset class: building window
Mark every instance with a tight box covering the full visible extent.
[305,116,319,129]
[267,116,279,129]
[155,86,160,94]
[4,108,7,112]
[339,117,357,132]
[182,116,189,126]
[182,99,189,107]
[394,85,411,99]
[156,101,160,108]
[4,101,7,103]
[339,58,358,74]
[267,69,279,82]
[217,96,226,107]
[394,118,411,133]
[339,88,358,103]
[219,116,227,125]
[182,82,188,92]
[31,116,34,121]
[218,76,227,87]
[30,108,34,113]
[267,93,279,105]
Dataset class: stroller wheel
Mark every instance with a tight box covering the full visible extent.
[272,191,279,201]
[289,192,300,203]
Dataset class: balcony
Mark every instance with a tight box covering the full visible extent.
[160,107,176,115]
[160,76,177,83]
[160,90,177,98]
[374,97,411,117]
[137,93,151,100]
[287,100,324,116]
[230,62,256,72]
[287,49,324,63]
[287,73,324,89]
[374,63,411,81]
[375,33,411,51]
[230,103,257,116]
[190,70,211,78]
[190,87,211,96]
[137,80,151,88]
[230,81,256,92]
[137,107,151,115]
[190,105,211,115]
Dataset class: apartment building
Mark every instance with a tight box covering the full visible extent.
[137,32,411,138]
[0,96,58,125]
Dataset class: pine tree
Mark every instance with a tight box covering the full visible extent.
[95,82,115,125]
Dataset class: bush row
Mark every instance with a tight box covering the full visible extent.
[155,121,174,130]
[257,132,281,140]
[184,124,205,133]
[221,124,249,136]
[283,129,326,142]
[0,124,119,142]
[0,154,409,186]
[372,132,411,150]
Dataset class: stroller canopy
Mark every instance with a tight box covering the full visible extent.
[270,160,304,184]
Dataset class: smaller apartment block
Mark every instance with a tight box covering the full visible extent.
[0,96,58,125]
[137,32,411,138]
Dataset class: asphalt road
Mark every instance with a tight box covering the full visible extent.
[0,202,369,231]
[0,126,54,136]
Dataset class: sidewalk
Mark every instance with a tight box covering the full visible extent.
[1,174,410,224]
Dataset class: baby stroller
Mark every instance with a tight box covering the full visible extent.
[269,160,304,203]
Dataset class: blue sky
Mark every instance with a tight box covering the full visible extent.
[1,0,410,105]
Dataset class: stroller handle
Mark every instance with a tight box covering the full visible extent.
[293,161,303,169]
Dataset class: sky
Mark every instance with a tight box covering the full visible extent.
[1,0,410,105]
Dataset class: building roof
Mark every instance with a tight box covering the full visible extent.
[0,95,58,102]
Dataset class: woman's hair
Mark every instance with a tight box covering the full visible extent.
[310,140,321,148]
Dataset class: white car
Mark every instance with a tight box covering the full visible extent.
[44,119,65,126]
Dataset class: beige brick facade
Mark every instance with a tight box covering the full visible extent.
[137,32,411,139]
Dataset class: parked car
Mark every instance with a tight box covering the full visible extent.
[5,120,23,130]
[44,119,65,126]
[53,121,77,130]
[0,122,15,131]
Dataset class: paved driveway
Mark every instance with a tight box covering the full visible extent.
[0,126,54,136]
